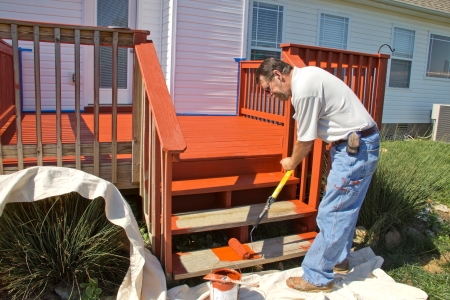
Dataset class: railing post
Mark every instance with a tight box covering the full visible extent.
[74,29,81,170]
[54,27,63,167]
[373,56,389,128]
[93,31,100,177]
[11,24,23,170]
[111,31,119,183]
[132,52,143,184]
[33,26,43,167]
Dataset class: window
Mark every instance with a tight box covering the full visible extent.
[249,1,284,60]
[427,34,450,79]
[318,13,349,50]
[97,0,128,89]
[389,27,415,88]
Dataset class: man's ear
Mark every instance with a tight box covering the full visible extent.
[273,70,282,80]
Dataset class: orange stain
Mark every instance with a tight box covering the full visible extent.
[212,245,260,261]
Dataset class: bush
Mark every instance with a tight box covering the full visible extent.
[0,192,130,299]
[358,139,450,241]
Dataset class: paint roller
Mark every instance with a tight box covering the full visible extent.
[228,238,251,259]
[250,170,293,242]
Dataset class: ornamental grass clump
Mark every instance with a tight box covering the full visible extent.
[358,139,450,241]
[0,192,130,299]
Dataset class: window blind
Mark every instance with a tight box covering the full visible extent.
[319,13,349,50]
[250,1,283,60]
[389,59,412,88]
[97,0,129,89]
[393,27,415,59]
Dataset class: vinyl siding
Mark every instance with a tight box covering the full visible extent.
[279,0,450,124]
[0,0,84,111]
[173,0,244,114]
[140,0,162,59]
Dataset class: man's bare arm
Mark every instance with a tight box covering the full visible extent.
[280,140,314,171]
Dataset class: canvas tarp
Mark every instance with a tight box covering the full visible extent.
[0,166,428,300]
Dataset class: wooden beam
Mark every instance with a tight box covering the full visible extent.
[93,31,100,176]
[151,121,162,259]
[33,26,43,166]
[0,19,149,47]
[163,152,173,273]
[111,32,118,183]
[11,24,23,170]
[75,29,81,170]
[134,42,186,153]
[132,53,142,184]
[308,139,325,210]
[54,28,62,167]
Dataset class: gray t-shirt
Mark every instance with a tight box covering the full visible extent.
[291,66,376,143]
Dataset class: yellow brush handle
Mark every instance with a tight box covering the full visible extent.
[271,170,293,199]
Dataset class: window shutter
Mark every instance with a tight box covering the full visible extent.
[250,2,283,60]
[393,27,415,59]
[319,13,349,50]
[98,0,129,89]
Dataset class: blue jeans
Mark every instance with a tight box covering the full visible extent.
[301,131,380,286]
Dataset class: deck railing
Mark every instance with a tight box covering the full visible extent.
[0,19,148,182]
[238,44,389,226]
[281,43,389,214]
[134,42,187,269]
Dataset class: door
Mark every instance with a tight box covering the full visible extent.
[97,0,136,105]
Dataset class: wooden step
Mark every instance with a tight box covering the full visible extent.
[172,172,298,196]
[172,200,317,235]
[172,232,317,280]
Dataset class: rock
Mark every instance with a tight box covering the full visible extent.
[385,228,401,249]
[434,204,449,213]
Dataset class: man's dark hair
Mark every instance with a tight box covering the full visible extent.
[255,57,293,84]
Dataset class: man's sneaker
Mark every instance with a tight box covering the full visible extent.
[333,258,349,274]
[286,277,333,293]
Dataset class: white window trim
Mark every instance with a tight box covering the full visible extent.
[316,10,352,50]
[247,0,287,60]
[387,25,416,90]
[424,30,450,82]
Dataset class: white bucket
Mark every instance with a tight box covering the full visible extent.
[209,268,241,300]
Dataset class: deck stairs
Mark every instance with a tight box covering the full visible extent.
[168,152,318,280]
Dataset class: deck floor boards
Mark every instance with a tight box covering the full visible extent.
[2,114,286,161]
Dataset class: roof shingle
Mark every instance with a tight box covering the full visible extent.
[392,0,450,14]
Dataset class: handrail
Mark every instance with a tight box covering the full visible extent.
[135,42,186,153]
[0,18,148,47]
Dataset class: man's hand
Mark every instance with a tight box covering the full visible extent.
[280,140,314,171]
[280,157,297,171]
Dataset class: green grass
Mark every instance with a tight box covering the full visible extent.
[0,193,130,299]
[358,139,450,240]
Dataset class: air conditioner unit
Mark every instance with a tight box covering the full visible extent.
[431,104,450,142]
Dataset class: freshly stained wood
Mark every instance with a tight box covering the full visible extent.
[172,200,317,235]
[172,172,298,196]
[173,232,317,280]
[135,42,186,153]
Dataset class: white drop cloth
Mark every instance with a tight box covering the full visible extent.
[0,166,167,300]
[168,245,428,300]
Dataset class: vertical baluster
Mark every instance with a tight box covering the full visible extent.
[364,57,374,111]
[151,120,162,259]
[356,55,363,102]
[93,31,100,176]
[132,52,143,183]
[54,28,62,167]
[111,32,118,183]
[162,151,173,273]
[11,24,23,170]
[33,26,43,166]
[74,29,81,170]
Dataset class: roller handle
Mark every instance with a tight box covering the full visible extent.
[252,170,293,229]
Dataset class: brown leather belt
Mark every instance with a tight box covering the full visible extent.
[334,126,378,145]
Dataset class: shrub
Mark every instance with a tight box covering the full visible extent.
[0,192,130,299]
[358,139,450,241]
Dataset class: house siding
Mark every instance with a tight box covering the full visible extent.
[0,0,84,111]
[279,0,450,124]
[173,0,244,114]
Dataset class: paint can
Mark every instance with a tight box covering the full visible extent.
[209,268,241,300]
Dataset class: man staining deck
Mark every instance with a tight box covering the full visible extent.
[256,58,380,292]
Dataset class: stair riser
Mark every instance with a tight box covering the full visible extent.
[173,155,282,181]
